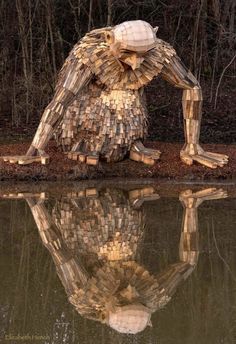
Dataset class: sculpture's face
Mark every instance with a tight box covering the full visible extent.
[106,20,158,70]
[118,50,145,70]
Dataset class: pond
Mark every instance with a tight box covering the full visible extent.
[0,181,236,344]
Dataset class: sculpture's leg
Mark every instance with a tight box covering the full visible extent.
[130,141,161,166]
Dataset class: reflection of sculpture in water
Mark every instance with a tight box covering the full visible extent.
[21,187,226,334]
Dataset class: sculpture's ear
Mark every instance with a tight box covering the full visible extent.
[109,42,121,58]
[105,31,115,45]
[154,26,159,34]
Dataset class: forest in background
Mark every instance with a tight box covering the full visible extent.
[0,0,235,143]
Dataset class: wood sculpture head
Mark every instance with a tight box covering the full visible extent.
[105,20,158,70]
[107,303,152,334]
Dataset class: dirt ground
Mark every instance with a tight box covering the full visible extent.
[0,140,235,181]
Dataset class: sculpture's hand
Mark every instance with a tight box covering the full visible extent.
[179,188,228,208]
[0,191,46,200]
[180,144,228,169]
[2,145,49,165]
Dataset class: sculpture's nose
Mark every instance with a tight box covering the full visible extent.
[119,52,144,70]
[130,55,144,70]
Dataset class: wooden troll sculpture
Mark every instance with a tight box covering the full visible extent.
[3,20,228,167]
[4,186,226,334]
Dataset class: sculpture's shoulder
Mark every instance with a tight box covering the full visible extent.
[62,26,112,60]
[152,38,176,67]
[56,27,111,83]
[55,40,93,91]
[81,26,113,43]
[73,27,112,61]
[155,38,176,55]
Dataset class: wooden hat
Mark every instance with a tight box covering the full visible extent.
[111,20,158,53]
[108,304,152,334]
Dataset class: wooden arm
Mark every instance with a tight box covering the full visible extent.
[160,55,202,151]
[160,55,228,168]
[29,50,92,153]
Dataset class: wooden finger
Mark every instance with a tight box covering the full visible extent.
[199,153,226,167]
[191,188,227,200]
[18,156,49,165]
[180,154,193,166]
[191,155,218,169]
[204,151,228,161]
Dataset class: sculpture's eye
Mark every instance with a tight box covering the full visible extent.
[120,49,145,58]
[119,50,133,58]
[120,49,132,54]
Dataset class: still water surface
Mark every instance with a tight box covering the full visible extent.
[0,182,236,344]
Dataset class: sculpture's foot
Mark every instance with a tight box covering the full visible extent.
[130,141,161,166]
[180,151,228,169]
[128,186,160,209]
[1,155,49,165]
[67,151,99,166]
